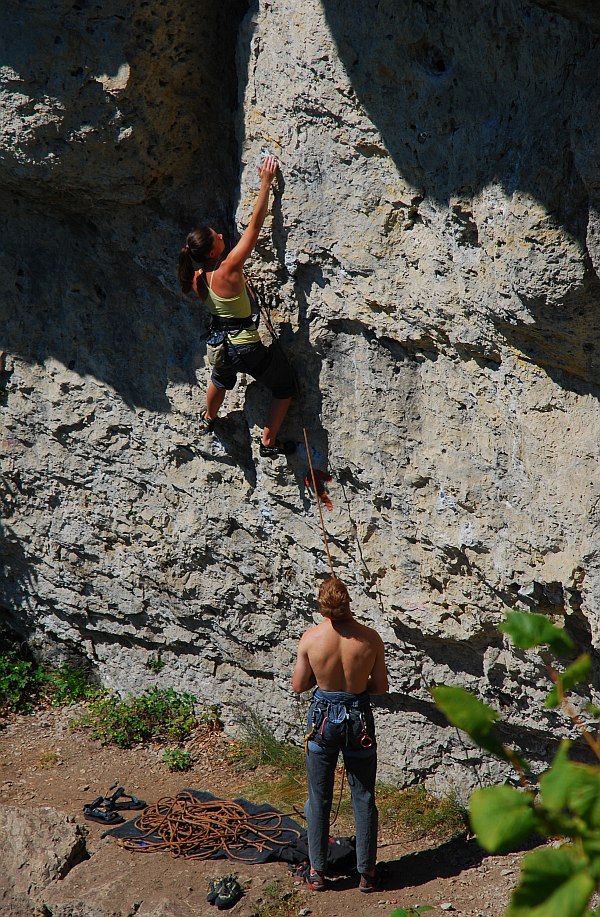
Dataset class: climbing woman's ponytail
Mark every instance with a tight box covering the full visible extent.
[177,224,215,293]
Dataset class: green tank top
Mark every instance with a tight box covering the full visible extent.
[204,272,260,346]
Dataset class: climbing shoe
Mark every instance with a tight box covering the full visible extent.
[207,875,243,909]
[207,878,221,904]
[215,876,243,909]
[199,410,215,434]
[259,439,296,458]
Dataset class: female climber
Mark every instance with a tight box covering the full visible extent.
[177,155,295,458]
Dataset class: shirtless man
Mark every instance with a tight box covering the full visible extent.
[292,577,388,893]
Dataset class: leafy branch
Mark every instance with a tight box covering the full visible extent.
[432,611,600,917]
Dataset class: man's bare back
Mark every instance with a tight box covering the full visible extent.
[292,617,388,695]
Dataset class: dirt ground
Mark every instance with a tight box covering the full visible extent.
[0,705,523,917]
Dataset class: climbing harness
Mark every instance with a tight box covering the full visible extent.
[203,271,261,370]
[116,792,302,861]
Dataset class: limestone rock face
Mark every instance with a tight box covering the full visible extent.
[0,806,87,916]
[2,0,600,794]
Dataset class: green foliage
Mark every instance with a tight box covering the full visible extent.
[507,847,595,917]
[0,644,97,714]
[545,655,591,709]
[146,654,166,673]
[470,785,538,853]
[234,709,305,773]
[378,784,468,841]
[432,610,600,916]
[75,687,197,748]
[430,684,521,766]
[0,644,38,713]
[390,907,435,917]
[36,663,99,707]
[162,747,192,771]
[498,611,574,655]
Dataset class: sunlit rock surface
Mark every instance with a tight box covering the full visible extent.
[2,0,600,794]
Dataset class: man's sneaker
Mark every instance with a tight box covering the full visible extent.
[199,410,215,434]
[306,868,327,891]
[358,870,380,893]
[259,438,296,458]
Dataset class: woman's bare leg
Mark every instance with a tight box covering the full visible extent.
[262,397,292,446]
[205,382,226,420]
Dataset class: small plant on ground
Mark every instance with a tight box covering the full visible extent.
[391,907,435,917]
[432,610,600,917]
[250,879,304,917]
[75,686,198,748]
[233,708,305,774]
[230,710,306,811]
[37,663,99,707]
[163,747,192,771]
[378,784,467,841]
[38,750,61,768]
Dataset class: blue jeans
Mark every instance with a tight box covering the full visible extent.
[304,690,378,875]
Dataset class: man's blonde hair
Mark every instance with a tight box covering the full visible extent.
[318,577,352,620]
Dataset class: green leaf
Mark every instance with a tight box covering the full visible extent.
[507,845,594,917]
[540,742,600,827]
[470,785,538,853]
[546,655,592,709]
[499,611,574,655]
[431,685,513,763]
[390,909,435,917]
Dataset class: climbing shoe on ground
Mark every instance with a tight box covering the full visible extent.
[207,875,243,909]
[216,876,243,909]
[358,870,381,893]
[259,438,296,458]
[199,410,215,434]
[206,877,222,904]
[306,868,327,891]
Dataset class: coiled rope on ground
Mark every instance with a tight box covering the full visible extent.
[116,791,302,861]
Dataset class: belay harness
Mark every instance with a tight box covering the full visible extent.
[304,691,375,755]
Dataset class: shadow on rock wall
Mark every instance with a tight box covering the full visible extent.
[0,475,35,638]
[0,202,203,411]
[0,0,249,410]
[321,0,590,227]
[321,0,600,386]
[0,0,247,206]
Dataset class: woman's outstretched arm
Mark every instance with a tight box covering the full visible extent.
[221,155,279,276]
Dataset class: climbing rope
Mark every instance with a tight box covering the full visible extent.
[254,282,335,577]
[116,792,302,861]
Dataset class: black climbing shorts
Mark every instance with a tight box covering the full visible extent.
[211,340,294,400]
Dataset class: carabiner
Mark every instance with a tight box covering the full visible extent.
[360,730,374,748]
